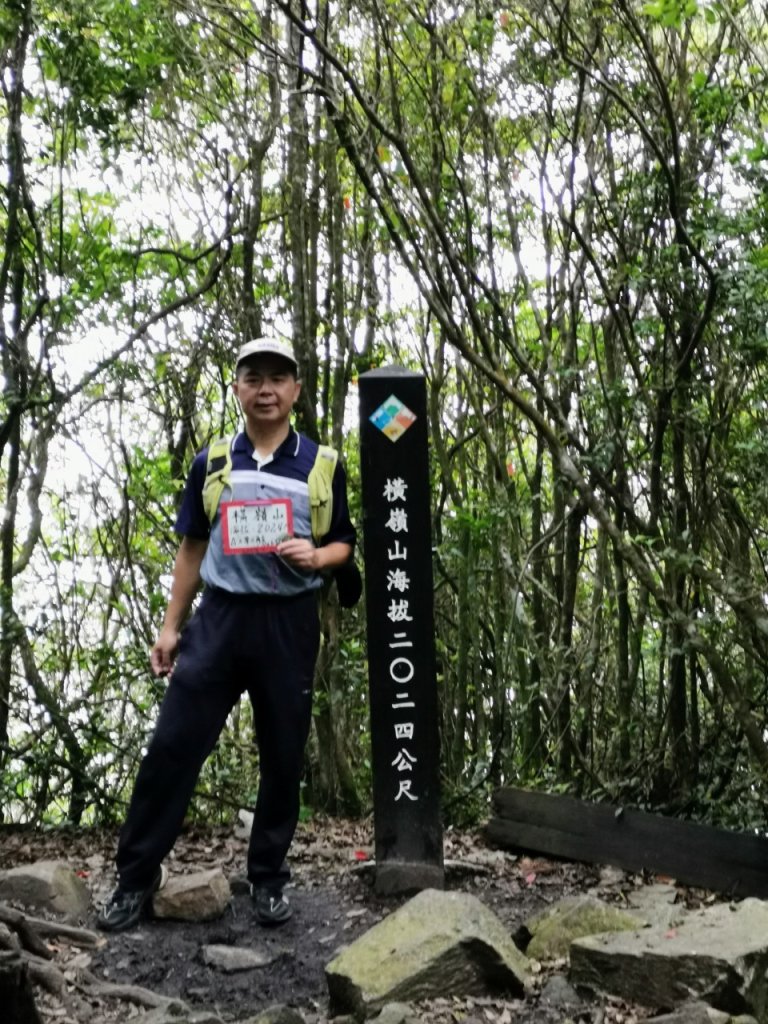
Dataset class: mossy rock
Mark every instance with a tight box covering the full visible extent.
[526,895,644,960]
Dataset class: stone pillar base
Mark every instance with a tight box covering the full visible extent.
[374,861,445,896]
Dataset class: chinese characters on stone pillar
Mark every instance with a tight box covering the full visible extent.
[384,475,419,803]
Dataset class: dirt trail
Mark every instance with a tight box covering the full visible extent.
[0,818,647,1024]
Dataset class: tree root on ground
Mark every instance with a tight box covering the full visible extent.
[0,903,189,1018]
[0,925,65,994]
[0,902,103,952]
[76,968,189,1011]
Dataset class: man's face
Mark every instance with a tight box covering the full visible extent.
[233,355,301,428]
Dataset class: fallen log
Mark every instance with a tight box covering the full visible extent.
[486,786,768,897]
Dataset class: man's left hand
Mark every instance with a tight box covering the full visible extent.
[277,537,319,571]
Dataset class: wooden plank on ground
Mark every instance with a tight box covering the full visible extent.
[486,786,768,897]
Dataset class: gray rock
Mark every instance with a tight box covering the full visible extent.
[373,1002,419,1024]
[539,974,581,1007]
[152,868,231,922]
[598,865,628,888]
[645,1001,731,1024]
[623,883,687,931]
[236,1006,305,1024]
[325,888,530,1018]
[525,895,644,960]
[570,897,768,1020]
[139,1008,223,1024]
[0,860,90,919]
[201,944,275,972]
[235,809,254,841]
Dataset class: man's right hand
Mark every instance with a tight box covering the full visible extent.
[150,537,206,677]
[150,627,180,678]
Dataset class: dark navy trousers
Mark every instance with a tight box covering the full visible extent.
[115,587,320,891]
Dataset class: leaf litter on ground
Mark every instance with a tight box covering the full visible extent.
[0,816,658,1024]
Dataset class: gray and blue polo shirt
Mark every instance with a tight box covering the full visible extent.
[175,429,355,597]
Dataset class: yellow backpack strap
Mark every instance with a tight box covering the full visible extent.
[202,436,234,523]
[307,444,338,542]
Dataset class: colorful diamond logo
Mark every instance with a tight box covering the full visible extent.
[370,394,417,442]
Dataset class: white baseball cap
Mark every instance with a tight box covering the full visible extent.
[236,337,298,373]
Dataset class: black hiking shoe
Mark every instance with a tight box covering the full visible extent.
[251,884,292,926]
[97,864,167,932]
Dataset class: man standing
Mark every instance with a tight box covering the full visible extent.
[98,337,356,931]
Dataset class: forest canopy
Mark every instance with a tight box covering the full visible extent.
[2,0,768,831]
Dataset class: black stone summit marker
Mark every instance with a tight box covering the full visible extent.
[359,367,444,896]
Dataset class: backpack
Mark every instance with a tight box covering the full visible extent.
[201,435,362,606]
